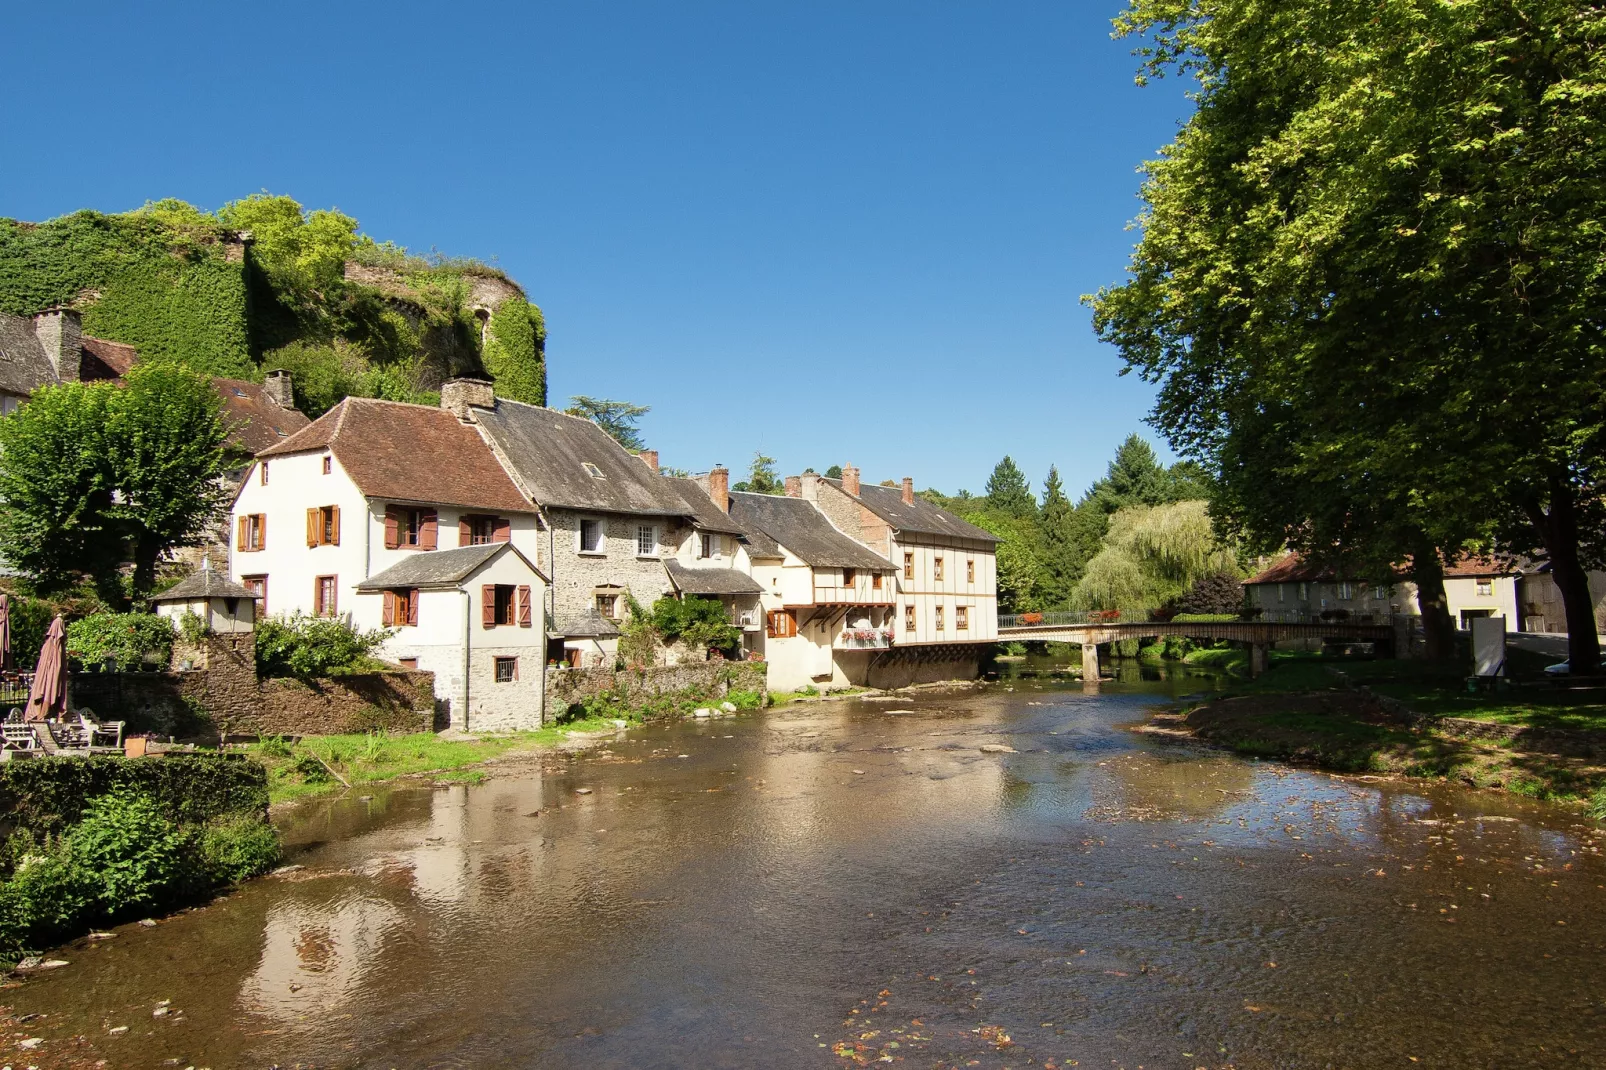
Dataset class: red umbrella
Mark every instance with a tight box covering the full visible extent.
[25,615,66,723]
[0,593,11,672]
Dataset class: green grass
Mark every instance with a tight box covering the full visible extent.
[246,721,617,803]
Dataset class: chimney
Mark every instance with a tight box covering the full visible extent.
[901,476,915,505]
[441,377,494,420]
[33,308,83,384]
[709,465,730,513]
[784,475,802,498]
[799,472,819,500]
[841,464,860,497]
[638,449,659,473]
[263,369,295,408]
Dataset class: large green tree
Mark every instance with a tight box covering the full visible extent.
[1090,0,1606,665]
[984,456,1037,518]
[567,396,650,452]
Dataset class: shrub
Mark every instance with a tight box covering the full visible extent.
[64,791,194,913]
[1177,572,1246,616]
[255,612,394,678]
[725,689,762,710]
[66,612,176,670]
[0,753,269,841]
[649,595,741,654]
[199,814,281,884]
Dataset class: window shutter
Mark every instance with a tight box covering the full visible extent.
[237,516,247,550]
[383,590,395,627]
[384,508,399,550]
[482,585,496,628]
[518,585,532,627]
[459,516,472,547]
[307,508,318,548]
[408,588,419,627]
[258,514,266,550]
[493,518,512,543]
[331,506,341,546]
[421,511,438,551]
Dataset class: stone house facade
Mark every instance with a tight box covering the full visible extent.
[1244,554,1521,630]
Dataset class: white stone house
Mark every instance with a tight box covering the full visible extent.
[1244,554,1521,630]
[153,566,260,636]
[659,469,766,657]
[229,394,549,729]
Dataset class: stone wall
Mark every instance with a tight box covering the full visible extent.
[546,659,767,719]
[255,673,435,736]
[544,507,683,626]
[863,644,984,690]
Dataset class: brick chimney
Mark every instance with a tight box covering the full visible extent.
[901,476,915,505]
[441,378,494,420]
[33,308,83,384]
[638,449,659,473]
[785,475,802,498]
[841,464,861,497]
[709,465,730,512]
[263,369,295,408]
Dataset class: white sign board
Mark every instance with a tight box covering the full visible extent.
[1471,615,1507,678]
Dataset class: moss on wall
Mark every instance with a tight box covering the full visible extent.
[482,297,547,405]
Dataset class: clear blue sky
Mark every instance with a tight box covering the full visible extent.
[1,1,1191,499]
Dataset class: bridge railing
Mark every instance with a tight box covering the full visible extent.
[998,609,1399,630]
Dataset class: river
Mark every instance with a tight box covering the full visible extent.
[8,661,1606,1068]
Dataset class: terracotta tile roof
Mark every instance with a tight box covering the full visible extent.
[79,337,137,380]
[213,379,312,454]
[260,397,535,515]
[1246,553,1514,585]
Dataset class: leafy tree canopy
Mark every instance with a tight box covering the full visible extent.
[567,396,649,452]
[733,452,784,495]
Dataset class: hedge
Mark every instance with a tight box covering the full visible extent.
[0,754,269,841]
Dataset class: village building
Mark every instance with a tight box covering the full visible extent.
[1516,565,1606,635]
[229,394,548,729]
[659,469,766,657]
[1243,554,1522,630]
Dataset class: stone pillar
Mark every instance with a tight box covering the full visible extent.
[1249,642,1268,678]
[1081,641,1100,693]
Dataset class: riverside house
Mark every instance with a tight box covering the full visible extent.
[1243,554,1522,630]
[229,395,549,730]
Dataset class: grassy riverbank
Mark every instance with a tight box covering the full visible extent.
[1151,652,1606,811]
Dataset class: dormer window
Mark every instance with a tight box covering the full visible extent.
[583,462,604,478]
[232,387,247,397]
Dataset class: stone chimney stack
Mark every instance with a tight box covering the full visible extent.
[263,369,295,408]
[33,308,83,384]
[638,449,659,473]
[784,475,802,498]
[799,472,819,500]
[441,378,495,420]
[841,464,861,497]
[901,476,915,505]
[709,465,730,513]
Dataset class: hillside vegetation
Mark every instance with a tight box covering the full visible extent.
[0,194,546,416]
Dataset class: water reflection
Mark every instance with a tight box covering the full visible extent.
[241,892,406,1024]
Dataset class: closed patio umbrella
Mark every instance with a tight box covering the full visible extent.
[24,615,66,723]
[0,593,11,672]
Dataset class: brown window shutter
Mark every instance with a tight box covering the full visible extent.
[493,518,512,543]
[384,508,399,550]
[512,657,519,681]
[237,516,247,551]
[382,590,395,627]
[459,516,472,547]
[482,585,496,628]
[258,514,266,550]
[421,511,438,551]
[331,506,341,546]
[408,588,419,627]
[518,585,532,627]
[306,508,318,548]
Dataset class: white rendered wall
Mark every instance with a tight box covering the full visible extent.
[891,536,998,645]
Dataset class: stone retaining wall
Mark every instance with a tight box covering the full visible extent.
[546,659,767,719]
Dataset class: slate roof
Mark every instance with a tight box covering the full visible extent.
[663,476,745,535]
[827,479,1000,544]
[0,313,57,397]
[727,492,894,570]
[260,398,534,515]
[664,559,765,596]
[555,610,621,638]
[154,569,261,601]
[355,543,543,590]
[473,399,693,517]
[214,379,311,454]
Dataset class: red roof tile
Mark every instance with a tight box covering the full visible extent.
[79,337,137,380]
[213,379,312,454]
[260,397,534,515]
[1247,552,1514,585]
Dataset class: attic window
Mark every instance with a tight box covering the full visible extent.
[232,388,247,397]
[582,462,605,479]
[274,427,286,436]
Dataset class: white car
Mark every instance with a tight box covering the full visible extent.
[1544,659,1604,675]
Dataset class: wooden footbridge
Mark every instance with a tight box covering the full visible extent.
[997,612,1403,677]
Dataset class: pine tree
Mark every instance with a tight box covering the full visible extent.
[984,456,1036,518]
[1039,466,1080,606]
[1088,435,1168,513]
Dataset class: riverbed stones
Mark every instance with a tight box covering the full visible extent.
[720,702,737,713]
[980,744,1017,754]
[693,708,713,718]
[574,787,593,794]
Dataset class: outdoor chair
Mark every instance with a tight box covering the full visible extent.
[1,720,38,751]
[79,711,125,749]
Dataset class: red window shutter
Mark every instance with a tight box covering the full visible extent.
[408,588,419,627]
[383,590,396,627]
[331,506,340,546]
[493,518,512,543]
[518,585,532,627]
[459,516,472,547]
[482,585,496,628]
[384,508,399,550]
[421,511,438,551]
[306,508,318,548]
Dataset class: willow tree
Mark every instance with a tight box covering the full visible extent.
[1090,0,1606,665]
[1074,500,1238,613]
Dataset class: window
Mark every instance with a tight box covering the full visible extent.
[766,609,798,638]
[461,514,509,546]
[494,656,519,683]
[384,588,419,627]
[397,657,418,670]
[1476,578,1493,597]
[582,462,605,479]
[904,552,914,580]
[872,573,883,590]
[1372,584,1388,599]
[1279,583,1287,603]
[322,456,332,475]
[933,556,944,581]
[842,568,857,588]
[905,604,916,631]
[242,574,267,615]
[935,605,945,631]
[636,524,658,557]
[596,593,619,618]
[385,507,437,550]
[1298,582,1309,600]
[482,584,517,627]
[1338,582,1353,601]
[956,606,969,630]
[966,559,975,583]
[237,514,266,552]
[700,532,720,559]
[314,575,338,617]
[307,505,340,547]
[579,517,604,553]
[259,462,269,485]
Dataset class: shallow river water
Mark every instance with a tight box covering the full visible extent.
[9,664,1606,1068]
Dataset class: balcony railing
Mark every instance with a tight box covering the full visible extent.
[837,629,894,650]
[998,609,1398,629]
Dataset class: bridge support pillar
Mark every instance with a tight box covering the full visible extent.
[1081,642,1100,692]
[1249,642,1268,678]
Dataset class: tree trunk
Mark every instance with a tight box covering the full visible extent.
[1524,480,1601,672]
[1409,547,1456,661]
[131,533,160,605]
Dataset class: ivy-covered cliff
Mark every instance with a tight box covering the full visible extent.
[0,195,545,416]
